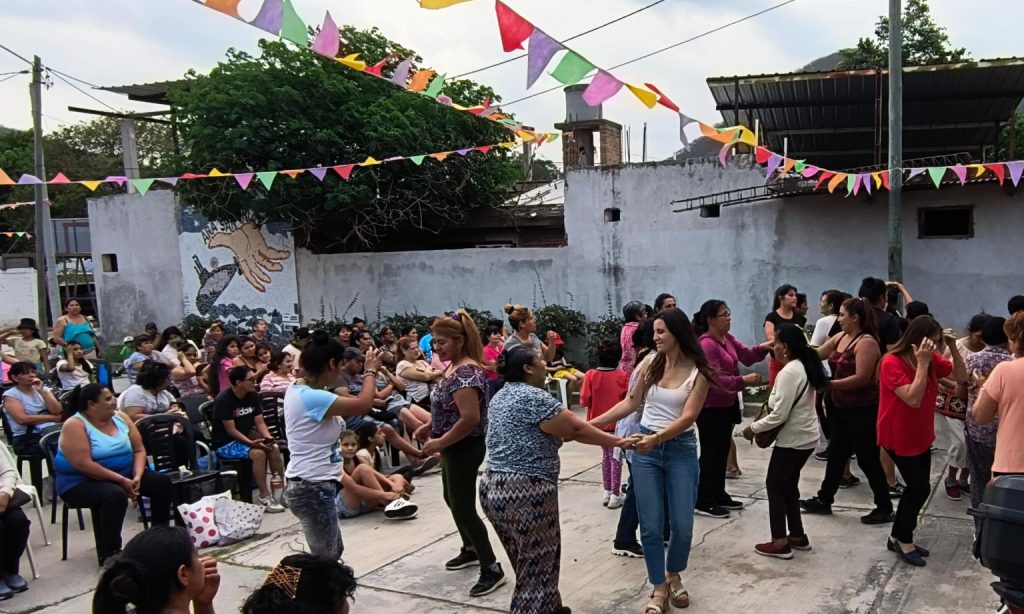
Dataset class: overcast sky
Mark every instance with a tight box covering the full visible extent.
[2,0,1022,165]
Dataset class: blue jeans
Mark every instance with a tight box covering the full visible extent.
[632,428,699,585]
[615,460,671,546]
[286,480,343,559]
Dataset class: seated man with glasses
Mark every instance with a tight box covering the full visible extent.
[212,365,286,512]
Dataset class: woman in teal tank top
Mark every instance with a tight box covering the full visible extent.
[55,384,173,565]
[53,298,97,357]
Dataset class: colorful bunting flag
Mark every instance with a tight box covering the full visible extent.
[234,173,254,190]
[389,58,414,86]
[764,153,782,180]
[985,163,1006,185]
[81,180,102,191]
[408,156,426,166]
[908,167,927,181]
[801,165,819,178]
[677,114,697,148]
[625,84,658,109]
[16,174,41,185]
[880,171,890,191]
[815,171,835,190]
[49,172,71,184]
[312,12,340,58]
[332,165,355,180]
[827,173,846,194]
[131,178,156,196]
[308,168,328,181]
[643,83,679,113]
[256,171,277,189]
[780,158,796,176]
[360,157,381,167]
[0,169,14,185]
[250,0,284,34]
[848,174,859,196]
[951,164,968,185]
[365,60,387,78]
[495,1,535,52]
[419,0,473,8]
[927,166,946,189]
[408,70,435,93]
[583,71,623,106]
[1008,161,1024,187]
[550,51,594,86]
[206,0,241,18]
[526,30,563,89]
[423,73,447,98]
[337,54,366,72]
[280,0,307,46]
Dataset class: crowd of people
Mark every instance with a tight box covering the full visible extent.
[2,284,1024,613]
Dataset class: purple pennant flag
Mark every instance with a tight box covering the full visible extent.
[456,148,472,156]
[907,167,926,180]
[389,58,413,86]
[951,164,968,185]
[308,168,328,181]
[862,173,872,195]
[764,153,783,180]
[1008,161,1024,187]
[718,140,742,168]
[234,173,255,190]
[16,174,41,185]
[678,113,696,148]
[526,29,564,89]
[801,165,820,178]
[312,12,340,58]
[157,177,179,186]
[582,71,623,106]
[250,0,284,34]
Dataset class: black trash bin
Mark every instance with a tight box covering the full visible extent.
[968,474,1024,583]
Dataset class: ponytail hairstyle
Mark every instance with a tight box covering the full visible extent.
[93,526,196,614]
[68,383,107,415]
[774,324,829,390]
[841,297,879,341]
[431,309,485,366]
[693,299,727,336]
[497,346,538,383]
[241,554,357,614]
[503,304,533,332]
[299,330,346,378]
[640,309,714,394]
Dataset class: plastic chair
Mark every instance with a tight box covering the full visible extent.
[259,394,289,465]
[0,443,47,579]
[0,409,46,496]
[545,377,570,407]
[38,431,89,562]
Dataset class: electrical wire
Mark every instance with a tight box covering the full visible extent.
[0,73,25,85]
[46,68,120,112]
[501,0,799,107]
[0,42,32,66]
[0,70,29,77]
[45,66,103,89]
[451,0,667,79]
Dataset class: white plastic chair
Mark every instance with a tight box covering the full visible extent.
[545,377,570,407]
[0,443,49,579]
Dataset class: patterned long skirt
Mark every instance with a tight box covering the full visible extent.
[480,471,563,614]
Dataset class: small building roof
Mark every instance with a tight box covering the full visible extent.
[96,79,188,105]
[707,57,1024,170]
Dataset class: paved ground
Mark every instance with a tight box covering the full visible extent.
[1,409,1003,614]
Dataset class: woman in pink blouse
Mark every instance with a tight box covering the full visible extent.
[260,349,296,397]
[618,301,649,376]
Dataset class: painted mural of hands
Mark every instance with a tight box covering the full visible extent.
[207,223,291,292]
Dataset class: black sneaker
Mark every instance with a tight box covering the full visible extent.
[799,497,832,515]
[612,541,643,558]
[838,475,861,489]
[695,505,731,519]
[889,482,906,498]
[814,450,829,461]
[470,564,506,597]
[860,509,894,525]
[719,497,745,510]
[445,547,480,570]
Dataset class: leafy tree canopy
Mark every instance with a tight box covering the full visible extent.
[837,0,969,70]
[171,26,519,249]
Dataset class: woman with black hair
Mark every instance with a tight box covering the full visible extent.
[619,301,649,376]
[742,324,829,559]
[209,336,241,397]
[481,345,634,614]
[93,526,219,614]
[283,330,382,559]
[653,293,677,314]
[56,384,173,565]
[764,284,804,387]
[693,300,770,518]
[242,554,356,614]
[591,309,713,612]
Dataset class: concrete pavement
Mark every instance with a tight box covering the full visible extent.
[1,410,1003,614]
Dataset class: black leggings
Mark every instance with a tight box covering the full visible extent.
[0,508,30,575]
[816,404,892,514]
[61,470,173,561]
[766,447,813,539]
[887,449,931,544]
[696,405,738,509]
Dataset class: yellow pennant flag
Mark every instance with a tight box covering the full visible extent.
[872,172,882,189]
[80,180,102,191]
[337,54,366,72]
[516,131,536,142]
[625,84,657,109]
[970,164,987,177]
[500,142,517,149]
[360,157,381,167]
[419,0,473,8]
[208,168,231,177]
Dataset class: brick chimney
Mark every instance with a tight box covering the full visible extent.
[554,84,622,169]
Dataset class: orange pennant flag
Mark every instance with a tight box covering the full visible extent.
[625,84,658,109]
[698,122,719,138]
[430,152,450,161]
[0,169,14,185]
[781,158,796,175]
[407,70,435,93]
[80,180,102,191]
[516,130,536,142]
[280,169,305,179]
[206,0,241,18]
[827,173,847,194]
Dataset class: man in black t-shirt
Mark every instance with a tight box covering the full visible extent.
[859,277,903,349]
[212,365,285,511]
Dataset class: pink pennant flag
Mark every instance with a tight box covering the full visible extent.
[309,167,328,181]
[104,175,128,186]
[234,173,254,190]
[951,164,968,185]
[48,172,71,184]
[907,167,926,180]
[332,165,355,180]
[800,165,820,178]
[1008,161,1024,187]
[764,153,783,180]
[718,140,741,167]
[312,12,340,57]
[852,174,862,196]
[862,173,872,195]
[475,145,493,154]
[582,71,623,106]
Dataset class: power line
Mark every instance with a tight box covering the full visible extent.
[0,70,29,77]
[45,66,103,89]
[0,72,26,85]
[46,68,120,113]
[452,0,667,79]
[502,0,799,107]
[0,42,32,66]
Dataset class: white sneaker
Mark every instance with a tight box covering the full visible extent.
[260,497,285,513]
[384,498,418,520]
[602,490,611,507]
[607,494,625,509]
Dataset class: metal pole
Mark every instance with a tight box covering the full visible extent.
[887,0,903,282]
[30,56,60,331]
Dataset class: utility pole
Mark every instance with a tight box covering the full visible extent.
[887,0,903,282]
[30,56,61,331]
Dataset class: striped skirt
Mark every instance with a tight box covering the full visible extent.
[480,471,563,614]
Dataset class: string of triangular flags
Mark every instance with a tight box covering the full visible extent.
[0,232,32,239]
[0,200,45,210]
[418,0,475,8]
[193,0,557,145]
[492,0,1023,195]
[0,140,523,195]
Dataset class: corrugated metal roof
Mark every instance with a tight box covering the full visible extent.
[96,79,189,104]
[707,58,1024,170]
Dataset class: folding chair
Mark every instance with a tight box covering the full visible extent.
[38,431,89,562]
[0,443,47,579]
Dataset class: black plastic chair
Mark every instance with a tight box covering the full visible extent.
[1,407,46,496]
[135,414,224,513]
[38,431,89,562]
[259,393,289,465]
[200,402,254,503]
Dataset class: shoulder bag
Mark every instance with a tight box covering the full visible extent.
[753,380,809,449]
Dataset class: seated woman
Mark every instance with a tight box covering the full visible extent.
[1,362,62,455]
[234,338,268,383]
[170,341,205,398]
[56,341,94,391]
[117,361,177,420]
[355,421,416,486]
[0,448,31,599]
[242,554,356,614]
[259,350,296,398]
[336,430,417,520]
[375,366,432,435]
[55,384,173,566]
[93,526,219,614]
[395,337,441,406]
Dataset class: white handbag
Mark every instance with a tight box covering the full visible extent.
[213,497,265,545]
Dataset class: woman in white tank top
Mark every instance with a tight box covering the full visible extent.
[591,308,711,613]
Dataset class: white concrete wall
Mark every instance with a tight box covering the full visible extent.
[0,269,39,327]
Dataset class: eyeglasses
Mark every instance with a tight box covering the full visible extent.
[244,377,257,383]
[712,312,732,319]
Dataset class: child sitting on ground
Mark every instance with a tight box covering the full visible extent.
[337,430,418,521]
[355,422,416,491]
[580,339,630,509]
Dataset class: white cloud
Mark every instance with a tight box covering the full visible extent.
[2,0,1022,167]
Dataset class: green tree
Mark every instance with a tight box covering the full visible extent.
[508,153,562,182]
[837,0,969,70]
[170,30,518,248]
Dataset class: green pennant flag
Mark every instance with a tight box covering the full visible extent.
[794,160,806,173]
[256,171,278,190]
[280,0,308,46]
[131,178,155,196]
[423,73,446,98]
[550,51,595,85]
[927,166,946,188]
[15,232,25,237]
[409,155,426,166]
[846,174,856,195]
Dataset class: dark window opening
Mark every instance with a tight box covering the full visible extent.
[604,208,621,222]
[101,253,118,272]
[918,206,973,239]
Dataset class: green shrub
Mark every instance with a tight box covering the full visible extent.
[180,314,213,345]
[373,312,431,339]
[586,315,624,368]
[534,304,587,341]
